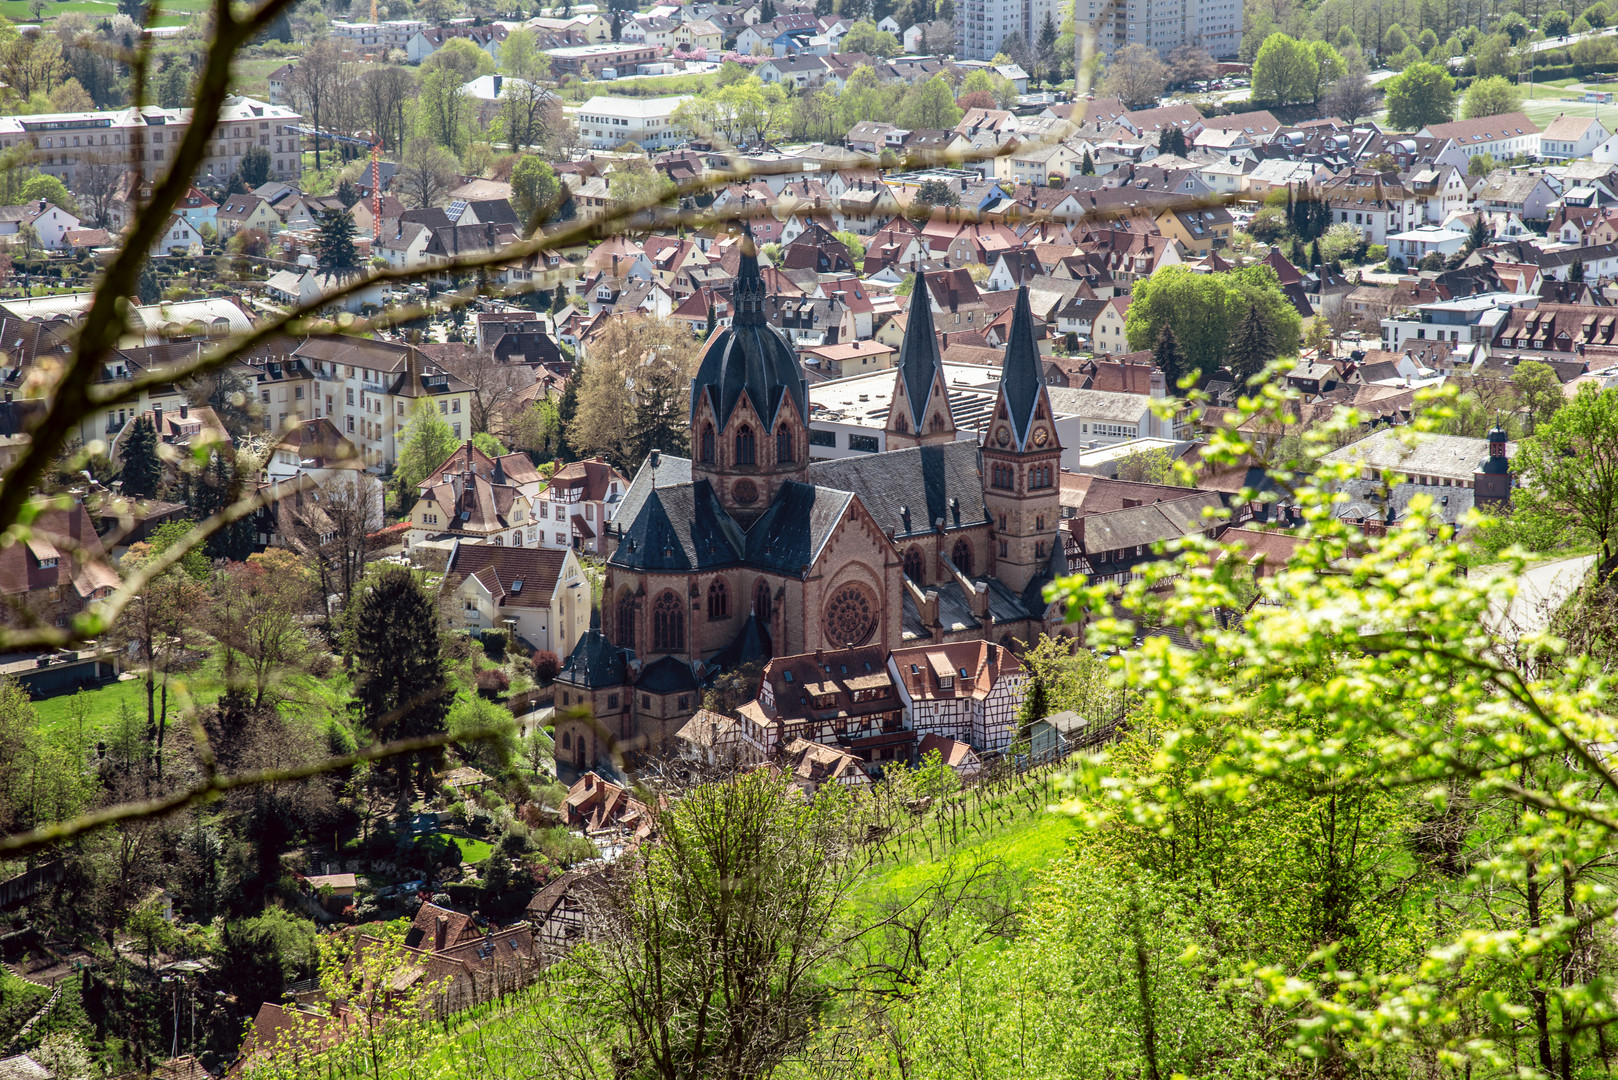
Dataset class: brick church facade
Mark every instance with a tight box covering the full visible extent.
[554,239,1071,772]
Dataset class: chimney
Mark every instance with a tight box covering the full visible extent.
[435,915,449,951]
[493,73,502,95]
[153,402,163,430]
[179,402,189,419]
[649,448,661,468]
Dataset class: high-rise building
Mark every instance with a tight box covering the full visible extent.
[1077,0,1242,59]
[954,0,1053,63]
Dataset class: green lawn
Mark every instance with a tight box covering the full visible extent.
[452,836,493,864]
[855,803,1083,902]
[0,0,207,24]
[29,655,356,744]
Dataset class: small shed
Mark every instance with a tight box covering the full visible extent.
[1029,710,1091,763]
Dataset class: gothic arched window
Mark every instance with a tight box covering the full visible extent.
[736,425,755,465]
[894,413,908,434]
[700,424,715,464]
[617,592,637,645]
[754,579,773,621]
[653,591,684,652]
[903,546,924,583]
[708,579,729,619]
[776,425,792,463]
[952,539,973,576]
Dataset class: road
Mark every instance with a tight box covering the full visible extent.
[1529,25,1618,53]
[1484,553,1595,641]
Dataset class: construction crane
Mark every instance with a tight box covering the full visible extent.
[285,124,385,242]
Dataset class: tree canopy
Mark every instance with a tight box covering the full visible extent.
[1125,265,1301,378]
[1384,61,1455,130]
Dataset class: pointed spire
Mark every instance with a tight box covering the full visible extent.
[896,272,943,428]
[734,221,766,326]
[998,286,1045,448]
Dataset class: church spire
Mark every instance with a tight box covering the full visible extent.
[885,273,957,447]
[733,224,767,327]
[997,285,1047,451]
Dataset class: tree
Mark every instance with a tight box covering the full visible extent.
[567,316,700,470]
[116,528,206,773]
[1228,302,1279,384]
[910,178,960,221]
[395,397,460,509]
[1081,148,1095,175]
[500,76,561,156]
[213,550,318,710]
[21,174,76,216]
[1513,384,1618,578]
[181,366,257,439]
[419,66,473,154]
[1252,33,1315,105]
[1468,213,1490,251]
[1545,9,1573,36]
[397,137,460,209]
[500,26,543,79]
[1463,75,1523,119]
[1499,10,1531,42]
[117,414,162,500]
[235,145,272,190]
[1513,360,1565,434]
[577,772,859,1078]
[1384,61,1455,130]
[1152,323,1192,388]
[314,207,359,280]
[431,347,531,441]
[1156,126,1188,156]
[358,64,415,161]
[1126,266,1300,378]
[284,472,380,616]
[353,567,453,802]
[1166,44,1216,86]
[841,19,901,56]
[897,75,963,131]
[1468,152,1497,177]
[288,39,352,173]
[1324,47,1374,122]
[1102,43,1168,108]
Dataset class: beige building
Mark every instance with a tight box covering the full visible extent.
[0,97,303,192]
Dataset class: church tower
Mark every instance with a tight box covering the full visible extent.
[884,275,957,448]
[983,286,1062,595]
[688,231,810,526]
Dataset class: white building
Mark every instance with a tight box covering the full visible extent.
[954,0,1054,61]
[1541,114,1609,162]
[445,542,594,659]
[1386,224,1468,264]
[1072,0,1242,60]
[1417,113,1542,161]
[1379,293,1534,354]
[569,95,692,151]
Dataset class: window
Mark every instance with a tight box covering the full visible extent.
[848,433,879,452]
[991,463,1014,489]
[452,399,461,413]
[653,591,685,651]
[810,429,837,447]
[453,424,462,438]
[700,423,715,463]
[776,426,792,463]
[735,424,755,464]
[346,388,354,405]
[999,540,1009,557]
[952,539,973,575]
[754,579,772,621]
[903,547,924,582]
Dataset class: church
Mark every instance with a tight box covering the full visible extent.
[554,237,1071,771]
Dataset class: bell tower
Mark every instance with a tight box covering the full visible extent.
[885,275,957,448]
[983,286,1062,595]
[688,230,810,525]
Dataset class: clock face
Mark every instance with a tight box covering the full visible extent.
[996,427,1011,447]
[1033,427,1049,446]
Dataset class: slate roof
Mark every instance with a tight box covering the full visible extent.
[893,267,944,429]
[742,481,854,572]
[690,239,808,428]
[610,479,740,571]
[997,285,1046,449]
[806,440,989,540]
[637,654,700,692]
[558,629,629,689]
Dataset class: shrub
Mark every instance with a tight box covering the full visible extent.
[1367,244,1388,262]
[531,649,562,683]
[476,668,511,696]
[480,628,508,660]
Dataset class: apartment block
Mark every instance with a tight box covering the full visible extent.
[0,97,303,192]
[955,0,1053,62]
[1077,0,1241,59]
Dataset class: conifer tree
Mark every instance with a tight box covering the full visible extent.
[1228,302,1277,385]
[1152,322,1191,388]
[1310,238,1323,272]
[353,567,450,806]
[315,208,359,280]
[1081,148,1095,175]
[118,414,163,500]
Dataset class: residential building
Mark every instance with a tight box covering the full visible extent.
[1075,0,1242,59]
[887,640,1025,752]
[292,336,473,466]
[546,44,663,79]
[955,0,1055,61]
[537,456,629,554]
[1540,114,1609,162]
[1322,428,1517,489]
[0,504,119,631]
[1417,112,1542,161]
[443,543,593,657]
[0,98,302,191]
[1379,293,1534,354]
